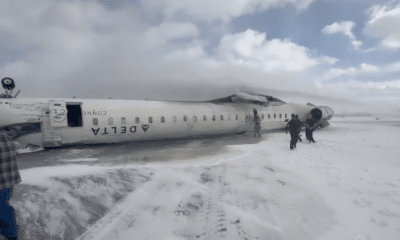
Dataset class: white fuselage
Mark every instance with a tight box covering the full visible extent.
[0,98,327,148]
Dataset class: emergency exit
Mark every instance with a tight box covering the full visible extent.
[49,100,68,127]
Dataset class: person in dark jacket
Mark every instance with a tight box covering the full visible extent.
[305,118,316,143]
[0,132,21,240]
[295,115,302,143]
[254,114,261,137]
[286,114,298,149]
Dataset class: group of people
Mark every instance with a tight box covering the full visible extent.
[286,114,316,150]
[253,113,317,150]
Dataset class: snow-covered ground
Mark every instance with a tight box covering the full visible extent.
[7,118,400,240]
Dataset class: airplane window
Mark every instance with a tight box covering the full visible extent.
[268,114,270,119]
[135,117,140,124]
[203,115,207,121]
[148,117,153,124]
[121,117,126,125]
[235,115,238,120]
[212,115,216,121]
[285,113,287,118]
[93,118,98,126]
[279,113,282,118]
[220,115,224,121]
[261,114,264,120]
[108,117,113,125]
[172,116,177,122]
[193,116,197,122]
[274,113,276,119]
[161,116,165,123]
[183,116,187,122]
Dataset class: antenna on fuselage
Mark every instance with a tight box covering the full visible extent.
[1,77,20,98]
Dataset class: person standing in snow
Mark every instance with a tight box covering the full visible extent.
[0,132,21,240]
[305,118,317,143]
[254,114,261,137]
[286,114,298,150]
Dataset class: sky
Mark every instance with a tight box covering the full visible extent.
[0,0,400,115]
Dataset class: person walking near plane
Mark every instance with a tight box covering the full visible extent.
[254,114,261,137]
[305,118,316,143]
[0,132,21,240]
[295,115,302,143]
[286,114,298,150]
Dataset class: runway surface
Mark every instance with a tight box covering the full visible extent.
[3,117,400,240]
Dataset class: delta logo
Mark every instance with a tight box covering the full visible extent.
[141,124,150,132]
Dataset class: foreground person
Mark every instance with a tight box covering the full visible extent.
[286,114,298,150]
[0,132,21,240]
[305,118,317,143]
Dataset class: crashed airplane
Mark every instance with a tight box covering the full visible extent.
[0,77,333,151]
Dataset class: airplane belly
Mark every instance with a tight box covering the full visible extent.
[60,117,247,145]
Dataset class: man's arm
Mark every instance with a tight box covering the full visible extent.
[285,121,290,134]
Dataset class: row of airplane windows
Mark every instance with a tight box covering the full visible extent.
[91,113,288,126]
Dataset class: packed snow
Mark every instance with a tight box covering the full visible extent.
[6,118,400,240]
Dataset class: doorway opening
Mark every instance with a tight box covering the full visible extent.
[67,104,82,127]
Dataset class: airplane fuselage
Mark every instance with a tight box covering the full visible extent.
[0,97,334,148]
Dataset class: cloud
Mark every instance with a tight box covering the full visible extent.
[143,22,199,48]
[0,0,332,100]
[364,2,400,49]
[320,59,400,82]
[363,79,400,91]
[143,0,316,23]
[216,29,333,72]
[0,0,399,116]
[320,63,380,81]
[322,21,362,50]
[386,60,400,72]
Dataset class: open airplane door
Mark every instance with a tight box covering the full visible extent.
[49,100,68,127]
